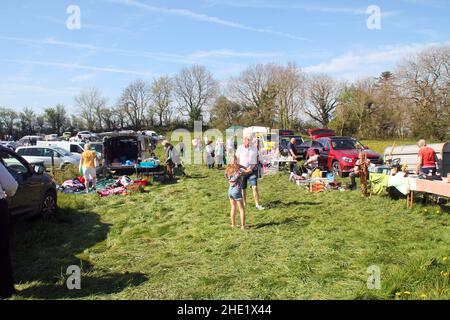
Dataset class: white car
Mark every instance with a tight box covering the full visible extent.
[16,146,80,170]
[18,135,44,146]
[77,131,95,140]
[143,131,164,141]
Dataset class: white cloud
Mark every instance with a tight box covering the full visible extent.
[107,0,308,41]
[304,42,450,80]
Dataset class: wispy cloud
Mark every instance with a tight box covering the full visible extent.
[203,0,400,17]
[106,0,308,41]
[188,49,279,59]
[0,35,198,64]
[5,59,154,77]
[0,35,280,63]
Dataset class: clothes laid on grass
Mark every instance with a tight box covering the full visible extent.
[59,177,86,193]
[369,173,390,195]
[59,175,145,196]
[97,176,144,197]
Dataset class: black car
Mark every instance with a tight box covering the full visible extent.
[0,146,57,219]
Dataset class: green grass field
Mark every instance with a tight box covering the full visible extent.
[9,140,450,300]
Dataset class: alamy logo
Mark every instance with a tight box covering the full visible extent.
[66,5,81,30]
[367,265,381,290]
[66,265,81,290]
[367,5,382,30]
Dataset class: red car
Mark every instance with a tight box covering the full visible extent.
[306,134,383,175]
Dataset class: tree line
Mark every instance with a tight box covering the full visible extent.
[1,45,448,141]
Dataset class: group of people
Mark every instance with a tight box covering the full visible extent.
[204,139,225,170]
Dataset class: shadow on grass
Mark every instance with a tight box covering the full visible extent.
[265,200,321,208]
[10,206,146,299]
[184,174,208,180]
[254,217,310,229]
[16,272,148,299]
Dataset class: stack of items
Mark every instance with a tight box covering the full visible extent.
[97,175,145,197]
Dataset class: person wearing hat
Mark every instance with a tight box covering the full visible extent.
[0,159,18,299]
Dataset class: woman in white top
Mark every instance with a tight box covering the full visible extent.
[0,161,18,299]
[215,139,224,169]
[205,141,215,169]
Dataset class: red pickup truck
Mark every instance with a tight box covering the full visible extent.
[306,129,382,175]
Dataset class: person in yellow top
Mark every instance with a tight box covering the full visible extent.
[79,144,97,193]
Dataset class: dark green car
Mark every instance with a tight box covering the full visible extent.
[0,146,57,219]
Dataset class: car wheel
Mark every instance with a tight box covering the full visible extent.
[332,161,342,177]
[40,191,57,219]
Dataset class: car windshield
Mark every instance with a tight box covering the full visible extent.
[54,147,72,156]
[331,139,363,150]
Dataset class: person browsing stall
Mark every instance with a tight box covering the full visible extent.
[416,139,438,175]
[287,138,302,173]
[79,144,98,193]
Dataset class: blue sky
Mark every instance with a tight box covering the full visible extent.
[0,0,449,113]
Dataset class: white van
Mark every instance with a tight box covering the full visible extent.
[37,141,85,154]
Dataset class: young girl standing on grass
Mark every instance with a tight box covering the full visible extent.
[225,156,250,230]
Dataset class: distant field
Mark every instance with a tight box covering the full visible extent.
[360,140,420,155]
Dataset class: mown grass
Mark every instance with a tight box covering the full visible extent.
[9,140,450,300]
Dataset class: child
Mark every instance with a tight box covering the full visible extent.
[225,156,249,230]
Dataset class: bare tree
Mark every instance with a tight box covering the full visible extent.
[228,63,277,126]
[174,65,218,127]
[74,88,108,131]
[151,75,173,127]
[273,63,305,129]
[118,79,152,131]
[304,74,341,127]
[396,45,450,139]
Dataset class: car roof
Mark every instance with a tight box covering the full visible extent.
[17,146,55,149]
[319,136,353,140]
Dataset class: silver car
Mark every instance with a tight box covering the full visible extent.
[15,146,80,170]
